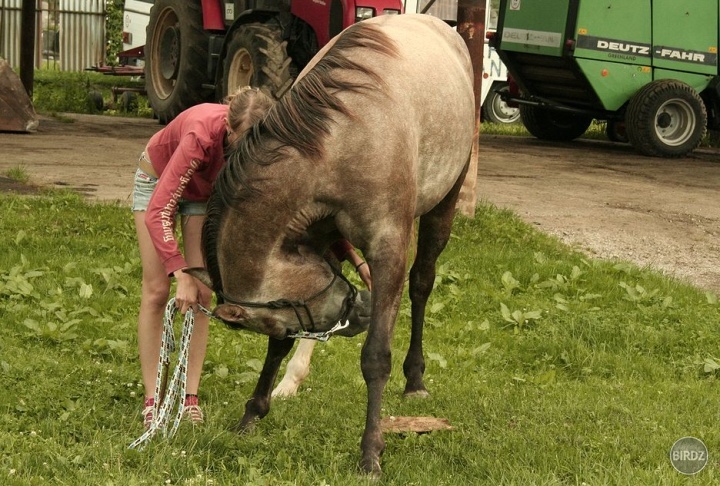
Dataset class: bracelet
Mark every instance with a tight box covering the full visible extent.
[355,261,367,272]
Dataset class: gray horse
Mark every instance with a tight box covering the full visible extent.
[188,13,475,476]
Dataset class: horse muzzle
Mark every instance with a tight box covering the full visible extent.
[333,289,371,337]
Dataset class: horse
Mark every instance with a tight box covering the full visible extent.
[187,13,475,476]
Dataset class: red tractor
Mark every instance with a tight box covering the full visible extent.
[143,0,403,123]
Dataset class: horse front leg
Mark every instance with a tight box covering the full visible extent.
[272,339,316,398]
[233,336,295,432]
[359,254,406,477]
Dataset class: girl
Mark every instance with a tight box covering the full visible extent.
[132,87,273,428]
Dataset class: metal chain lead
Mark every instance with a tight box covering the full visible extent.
[129,298,207,450]
[287,319,351,342]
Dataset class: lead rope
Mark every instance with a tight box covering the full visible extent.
[129,298,212,450]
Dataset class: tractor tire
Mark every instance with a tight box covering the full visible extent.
[145,0,211,124]
[221,22,293,101]
[482,82,520,124]
[625,79,706,158]
[519,105,592,141]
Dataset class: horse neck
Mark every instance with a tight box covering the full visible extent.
[218,155,324,295]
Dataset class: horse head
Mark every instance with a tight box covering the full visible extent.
[185,257,372,340]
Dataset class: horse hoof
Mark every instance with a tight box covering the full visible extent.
[230,418,256,435]
[271,382,299,398]
[359,457,382,480]
[403,389,430,399]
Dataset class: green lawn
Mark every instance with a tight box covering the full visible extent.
[1,191,718,485]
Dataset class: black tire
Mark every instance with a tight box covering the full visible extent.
[120,91,138,113]
[482,82,520,124]
[87,90,104,113]
[606,119,628,143]
[519,105,592,141]
[145,0,211,124]
[625,79,707,158]
[221,23,293,101]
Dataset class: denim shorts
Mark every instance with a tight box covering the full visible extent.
[131,167,207,216]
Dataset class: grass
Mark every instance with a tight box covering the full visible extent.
[482,120,609,141]
[1,190,719,484]
[481,119,720,148]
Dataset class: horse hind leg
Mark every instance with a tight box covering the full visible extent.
[403,216,446,397]
[403,165,469,397]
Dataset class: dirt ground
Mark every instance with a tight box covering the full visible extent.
[2,113,719,292]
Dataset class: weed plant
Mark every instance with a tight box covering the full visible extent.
[1,191,719,485]
[31,72,718,151]
[3,166,30,184]
[33,70,151,118]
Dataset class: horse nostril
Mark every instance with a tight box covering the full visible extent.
[223,320,245,331]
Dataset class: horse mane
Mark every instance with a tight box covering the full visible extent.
[203,21,399,293]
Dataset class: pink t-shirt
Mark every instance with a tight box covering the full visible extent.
[144,103,229,276]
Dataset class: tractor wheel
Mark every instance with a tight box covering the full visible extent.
[221,22,294,101]
[606,119,628,143]
[145,0,211,124]
[625,79,706,158]
[482,82,520,124]
[519,105,592,141]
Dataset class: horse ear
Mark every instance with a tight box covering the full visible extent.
[183,267,214,289]
[213,303,249,323]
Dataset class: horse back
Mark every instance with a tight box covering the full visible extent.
[332,14,475,218]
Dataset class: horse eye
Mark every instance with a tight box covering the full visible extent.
[280,238,305,262]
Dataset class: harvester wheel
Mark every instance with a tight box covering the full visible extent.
[519,105,592,141]
[145,0,211,124]
[482,82,520,124]
[606,119,628,143]
[625,79,706,158]
[221,22,294,101]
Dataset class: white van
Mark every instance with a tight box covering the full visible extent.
[121,0,153,65]
[479,2,519,123]
[406,0,519,123]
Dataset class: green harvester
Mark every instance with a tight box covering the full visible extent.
[492,0,719,157]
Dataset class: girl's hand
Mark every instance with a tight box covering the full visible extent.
[355,261,372,291]
[174,270,200,314]
[347,248,372,291]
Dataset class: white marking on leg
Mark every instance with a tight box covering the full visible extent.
[272,339,317,397]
